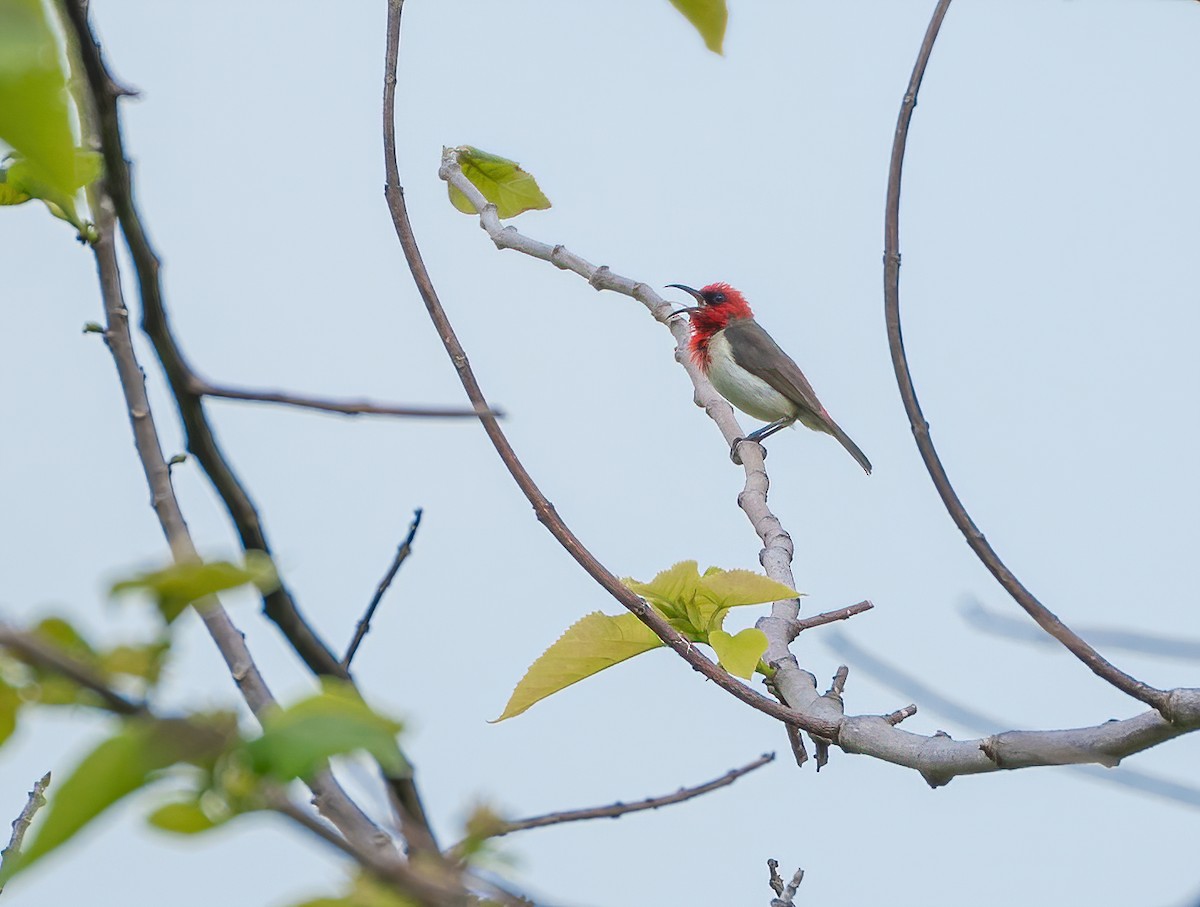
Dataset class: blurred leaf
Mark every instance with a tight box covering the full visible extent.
[111,552,278,622]
[294,874,418,907]
[668,0,728,54]
[0,714,236,883]
[146,799,219,835]
[448,145,551,219]
[245,680,405,780]
[708,628,768,679]
[100,641,170,684]
[493,612,663,722]
[0,679,20,745]
[31,616,95,660]
[0,0,77,198]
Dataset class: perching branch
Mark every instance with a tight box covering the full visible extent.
[0,772,51,894]
[880,0,1168,715]
[767,859,804,907]
[466,752,774,845]
[0,625,144,716]
[344,508,423,668]
[191,378,500,421]
[383,0,834,738]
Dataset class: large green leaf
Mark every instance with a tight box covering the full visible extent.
[668,0,728,54]
[0,0,76,199]
[0,714,236,883]
[447,146,551,219]
[244,680,406,780]
[111,552,278,622]
[493,611,663,722]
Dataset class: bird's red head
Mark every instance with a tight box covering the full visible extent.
[667,282,754,365]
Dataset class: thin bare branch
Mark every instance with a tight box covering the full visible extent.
[61,0,396,859]
[482,752,774,841]
[193,379,501,420]
[0,772,51,892]
[884,704,918,726]
[344,508,423,668]
[0,625,144,715]
[880,0,1168,714]
[788,601,873,639]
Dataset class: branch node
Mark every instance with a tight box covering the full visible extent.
[588,265,611,290]
[884,704,918,726]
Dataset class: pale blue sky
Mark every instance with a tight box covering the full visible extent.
[2,2,1198,905]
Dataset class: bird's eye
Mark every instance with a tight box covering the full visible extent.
[712,292,726,303]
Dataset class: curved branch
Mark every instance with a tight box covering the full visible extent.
[193,379,501,420]
[880,0,1168,713]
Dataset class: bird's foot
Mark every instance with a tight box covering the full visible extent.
[729,437,766,465]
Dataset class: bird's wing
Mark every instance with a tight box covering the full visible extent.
[725,317,873,474]
[723,318,829,420]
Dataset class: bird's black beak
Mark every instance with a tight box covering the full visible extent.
[665,283,704,318]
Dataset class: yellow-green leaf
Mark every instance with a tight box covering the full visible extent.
[147,800,220,835]
[245,680,405,780]
[624,561,800,636]
[668,0,728,54]
[708,628,768,679]
[0,680,20,745]
[111,552,278,623]
[0,0,77,199]
[493,612,663,722]
[448,145,551,219]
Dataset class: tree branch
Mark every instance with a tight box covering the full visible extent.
[344,508,422,668]
[0,625,144,716]
[880,0,1168,714]
[191,378,500,420]
[60,0,397,861]
[787,601,873,639]
[0,772,51,894]
[383,0,831,737]
[477,752,774,841]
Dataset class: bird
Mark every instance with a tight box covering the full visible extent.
[667,282,871,473]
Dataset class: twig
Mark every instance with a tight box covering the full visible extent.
[343,508,423,668]
[479,752,774,841]
[61,0,396,860]
[787,601,873,639]
[0,625,144,715]
[192,379,501,420]
[880,0,1168,714]
[767,859,804,907]
[884,704,918,726]
[0,772,51,892]
[382,2,831,738]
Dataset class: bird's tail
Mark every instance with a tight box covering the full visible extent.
[826,421,872,475]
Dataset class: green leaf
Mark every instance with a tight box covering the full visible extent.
[707,628,768,679]
[0,679,20,745]
[99,641,170,685]
[111,552,279,622]
[493,612,663,722]
[31,616,96,660]
[668,0,728,54]
[625,561,799,635]
[146,799,219,835]
[448,146,551,219]
[0,715,236,883]
[0,0,77,199]
[244,680,405,780]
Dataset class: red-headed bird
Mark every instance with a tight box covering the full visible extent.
[668,282,871,474]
